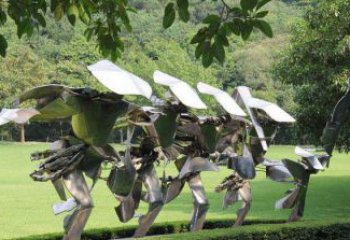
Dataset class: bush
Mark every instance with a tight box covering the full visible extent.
[16,219,350,240]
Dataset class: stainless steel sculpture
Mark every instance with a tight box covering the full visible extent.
[270,78,350,221]
[148,71,219,232]
[7,60,153,240]
[2,59,349,239]
[198,84,295,226]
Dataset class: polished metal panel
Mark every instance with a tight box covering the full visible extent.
[187,173,209,231]
[153,70,207,109]
[62,170,93,240]
[234,181,251,226]
[115,180,142,223]
[197,82,246,116]
[88,60,152,99]
[178,157,219,179]
[163,178,186,203]
[133,165,164,237]
[0,108,39,125]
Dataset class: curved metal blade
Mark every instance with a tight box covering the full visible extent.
[88,60,152,99]
[235,86,295,122]
[153,70,207,109]
[197,82,246,116]
[178,157,219,179]
[295,146,324,170]
[0,108,39,125]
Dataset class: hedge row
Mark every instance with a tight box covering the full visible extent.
[16,219,350,240]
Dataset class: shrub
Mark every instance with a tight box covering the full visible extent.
[16,219,350,240]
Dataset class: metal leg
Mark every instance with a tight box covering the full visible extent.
[115,180,142,223]
[62,170,93,240]
[187,173,209,231]
[288,174,310,222]
[234,181,251,226]
[133,165,164,238]
[163,178,186,204]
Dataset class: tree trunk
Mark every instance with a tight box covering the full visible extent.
[20,124,25,143]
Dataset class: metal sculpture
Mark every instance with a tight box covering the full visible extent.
[2,59,349,239]
[133,71,219,234]
[94,70,215,237]
[6,60,153,240]
[271,78,350,221]
[200,85,295,226]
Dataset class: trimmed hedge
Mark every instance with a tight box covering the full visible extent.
[15,219,350,240]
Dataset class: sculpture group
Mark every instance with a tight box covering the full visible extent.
[0,60,348,240]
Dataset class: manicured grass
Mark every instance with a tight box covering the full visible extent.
[0,142,349,239]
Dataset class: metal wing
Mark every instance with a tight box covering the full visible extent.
[88,60,152,99]
[282,159,308,184]
[153,70,207,109]
[0,108,39,125]
[295,146,324,170]
[263,159,293,182]
[275,187,300,209]
[235,86,295,123]
[197,82,246,116]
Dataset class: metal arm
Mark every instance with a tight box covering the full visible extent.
[321,78,350,155]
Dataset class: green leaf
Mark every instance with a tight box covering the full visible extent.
[195,41,205,59]
[190,27,208,44]
[202,51,213,68]
[0,34,7,57]
[202,14,221,24]
[67,15,76,26]
[111,49,121,61]
[163,3,176,29]
[201,42,213,67]
[67,4,79,26]
[176,0,189,10]
[241,21,253,40]
[255,10,268,18]
[207,22,220,38]
[177,0,190,22]
[84,28,94,41]
[213,41,225,64]
[53,3,65,20]
[178,7,190,22]
[253,19,273,37]
[35,13,46,27]
[215,31,229,47]
[50,0,59,13]
[240,0,258,11]
[39,0,47,13]
[256,0,271,10]
[0,10,6,25]
[17,20,30,38]
[195,41,210,59]
[227,19,243,36]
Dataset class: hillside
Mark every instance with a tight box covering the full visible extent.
[0,0,304,141]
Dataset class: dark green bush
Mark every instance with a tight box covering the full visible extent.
[16,219,350,240]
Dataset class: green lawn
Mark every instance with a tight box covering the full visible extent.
[0,142,349,239]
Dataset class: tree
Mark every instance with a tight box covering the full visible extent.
[0,0,273,67]
[274,0,350,148]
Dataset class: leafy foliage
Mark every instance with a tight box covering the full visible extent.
[0,0,273,67]
[274,0,350,148]
[14,219,350,240]
[0,0,302,142]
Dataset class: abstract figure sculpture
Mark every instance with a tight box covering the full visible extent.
[148,71,219,232]
[207,85,295,226]
[2,58,349,239]
[10,60,152,240]
[271,78,350,221]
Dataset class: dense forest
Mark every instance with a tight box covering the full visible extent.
[0,0,332,145]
